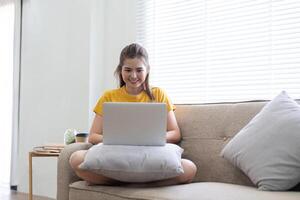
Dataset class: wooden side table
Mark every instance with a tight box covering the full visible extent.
[28,151,60,200]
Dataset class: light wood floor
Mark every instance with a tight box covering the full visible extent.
[0,186,54,200]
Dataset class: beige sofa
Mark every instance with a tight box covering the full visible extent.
[57,102,300,200]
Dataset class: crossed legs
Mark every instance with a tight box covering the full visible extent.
[69,150,197,186]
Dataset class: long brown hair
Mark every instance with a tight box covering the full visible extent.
[114,43,154,100]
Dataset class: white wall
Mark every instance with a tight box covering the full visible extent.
[0,1,14,187]
[88,0,105,125]
[18,0,90,198]
[18,0,137,198]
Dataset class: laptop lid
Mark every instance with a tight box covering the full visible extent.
[103,102,167,146]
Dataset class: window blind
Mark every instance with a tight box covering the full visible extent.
[136,0,300,103]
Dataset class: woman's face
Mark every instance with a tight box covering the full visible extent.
[121,58,148,94]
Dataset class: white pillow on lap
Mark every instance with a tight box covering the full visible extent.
[79,143,184,182]
[221,91,300,191]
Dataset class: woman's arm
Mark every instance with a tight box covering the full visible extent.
[166,111,181,144]
[88,114,103,144]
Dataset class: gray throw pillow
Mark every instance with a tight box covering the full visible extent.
[221,91,300,191]
[79,143,184,182]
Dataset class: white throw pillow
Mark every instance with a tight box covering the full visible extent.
[221,91,300,191]
[79,143,184,182]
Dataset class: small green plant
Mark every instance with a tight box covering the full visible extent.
[64,129,77,145]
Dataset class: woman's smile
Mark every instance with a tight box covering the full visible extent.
[129,79,139,84]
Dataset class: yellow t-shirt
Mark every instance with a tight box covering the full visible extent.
[93,86,175,116]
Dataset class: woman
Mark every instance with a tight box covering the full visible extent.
[69,43,197,186]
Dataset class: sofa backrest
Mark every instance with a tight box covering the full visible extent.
[175,101,266,186]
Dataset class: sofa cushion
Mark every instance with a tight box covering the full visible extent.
[175,103,263,186]
[221,91,300,191]
[69,181,300,200]
[79,143,184,182]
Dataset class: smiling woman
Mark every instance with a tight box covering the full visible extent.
[69,43,197,186]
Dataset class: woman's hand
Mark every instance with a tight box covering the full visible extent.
[166,111,181,144]
[88,114,104,144]
[88,133,103,144]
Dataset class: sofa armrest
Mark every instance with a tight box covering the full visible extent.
[57,142,92,200]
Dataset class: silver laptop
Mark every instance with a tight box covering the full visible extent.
[103,102,167,146]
